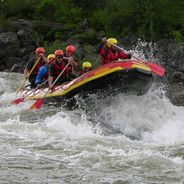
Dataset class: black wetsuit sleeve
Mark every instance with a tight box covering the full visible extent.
[26,58,35,71]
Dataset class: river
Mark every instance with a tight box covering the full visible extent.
[0,72,184,184]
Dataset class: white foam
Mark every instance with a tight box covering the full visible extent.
[143,120,184,145]
[44,111,100,139]
[85,87,184,144]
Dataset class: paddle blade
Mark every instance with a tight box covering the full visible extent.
[29,98,44,110]
[11,98,25,105]
[146,62,165,76]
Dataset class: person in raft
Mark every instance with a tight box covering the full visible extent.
[35,54,55,87]
[97,37,132,65]
[79,61,92,75]
[24,47,48,88]
[63,45,78,76]
[48,49,75,89]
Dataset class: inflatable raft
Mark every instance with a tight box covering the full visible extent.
[19,60,165,100]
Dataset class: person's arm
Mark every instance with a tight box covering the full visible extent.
[72,59,78,67]
[63,57,78,67]
[66,57,78,74]
[24,68,29,79]
[40,54,49,63]
[48,76,54,88]
[24,58,35,79]
[118,50,132,59]
[97,37,107,54]
[48,64,54,88]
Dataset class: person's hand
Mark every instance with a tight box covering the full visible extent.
[36,84,41,88]
[102,37,107,43]
[38,53,45,58]
[68,58,74,66]
[127,50,132,59]
[49,85,54,92]
[25,75,29,79]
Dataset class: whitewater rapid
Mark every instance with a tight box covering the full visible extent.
[0,72,184,184]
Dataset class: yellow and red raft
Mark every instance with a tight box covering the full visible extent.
[18,60,165,101]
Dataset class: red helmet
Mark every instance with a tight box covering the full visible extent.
[66,45,76,53]
[36,47,45,55]
[55,50,64,56]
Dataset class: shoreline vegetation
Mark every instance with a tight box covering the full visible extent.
[1,0,184,42]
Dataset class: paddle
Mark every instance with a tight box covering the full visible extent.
[128,52,165,77]
[16,57,41,94]
[29,63,70,110]
[11,79,48,105]
[107,41,165,76]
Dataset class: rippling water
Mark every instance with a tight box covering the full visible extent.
[0,72,184,184]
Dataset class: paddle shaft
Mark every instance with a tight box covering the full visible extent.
[12,78,49,105]
[42,63,70,98]
[107,41,165,76]
[16,57,41,94]
[25,79,48,97]
[107,41,145,62]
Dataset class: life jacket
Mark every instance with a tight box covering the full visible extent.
[51,60,72,81]
[99,47,130,65]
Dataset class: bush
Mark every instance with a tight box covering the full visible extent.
[172,31,182,42]
[44,39,66,54]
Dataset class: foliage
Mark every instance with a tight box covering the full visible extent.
[89,10,109,31]
[0,17,16,31]
[0,0,39,19]
[33,0,82,24]
[1,0,184,42]
[44,39,66,54]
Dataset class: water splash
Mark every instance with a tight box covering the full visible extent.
[0,68,184,183]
